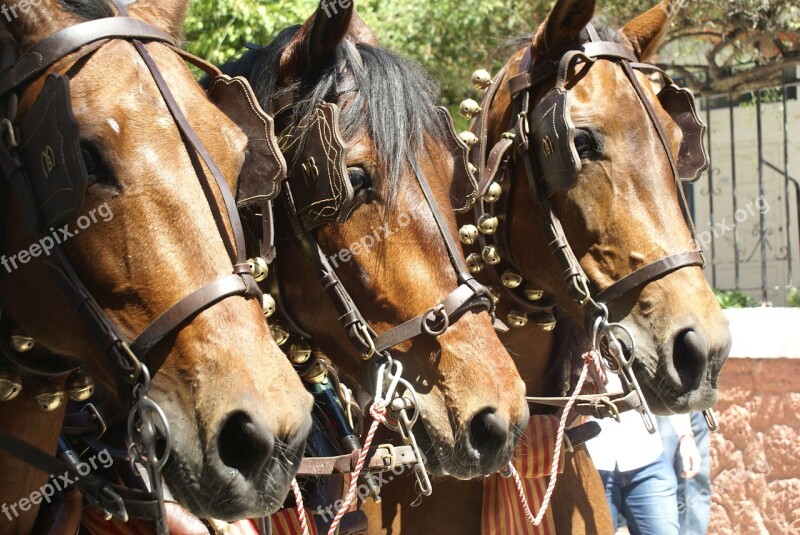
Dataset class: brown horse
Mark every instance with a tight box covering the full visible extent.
[363,0,731,532]
[223,1,529,485]
[0,1,312,532]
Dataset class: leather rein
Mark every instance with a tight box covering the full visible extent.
[0,3,262,532]
[467,27,709,431]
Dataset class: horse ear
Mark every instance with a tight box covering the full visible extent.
[349,9,379,46]
[128,0,189,41]
[620,2,670,61]
[280,1,354,82]
[531,0,596,56]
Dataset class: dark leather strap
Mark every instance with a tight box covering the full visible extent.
[0,18,174,96]
[476,136,514,196]
[131,273,260,357]
[595,251,703,304]
[527,389,641,420]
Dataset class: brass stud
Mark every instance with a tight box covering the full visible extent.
[0,370,22,402]
[269,323,290,346]
[467,163,478,177]
[484,182,502,203]
[471,69,492,91]
[466,253,484,274]
[459,224,479,245]
[477,214,498,235]
[482,245,501,265]
[288,341,312,365]
[459,131,478,148]
[10,335,35,353]
[501,270,523,289]
[524,286,545,302]
[65,370,94,402]
[535,313,557,331]
[507,310,529,329]
[487,286,501,305]
[247,257,269,282]
[460,99,481,120]
[34,383,64,412]
[262,293,277,318]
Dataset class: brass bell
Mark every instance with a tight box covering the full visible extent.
[269,323,290,346]
[288,341,312,365]
[535,313,557,331]
[247,257,269,282]
[471,69,492,91]
[524,286,544,301]
[302,360,328,384]
[460,99,481,120]
[10,335,35,353]
[65,370,94,402]
[466,253,484,274]
[262,293,277,318]
[487,286,501,305]
[459,224,479,245]
[501,270,523,289]
[482,246,501,265]
[477,214,498,235]
[0,370,22,402]
[34,383,64,412]
[459,131,478,148]
[507,310,529,329]
[484,182,502,203]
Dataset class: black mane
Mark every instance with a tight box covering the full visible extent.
[220,27,448,205]
[57,0,115,20]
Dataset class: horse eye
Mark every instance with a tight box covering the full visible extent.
[348,167,371,193]
[81,147,97,175]
[80,143,115,187]
[574,130,597,159]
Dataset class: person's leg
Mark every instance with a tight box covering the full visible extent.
[678,412,711,534]
[599,468,622,530]
[619,454,679,535]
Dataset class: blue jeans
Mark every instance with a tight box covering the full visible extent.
[659,413,711,535]
[599,455,679,535]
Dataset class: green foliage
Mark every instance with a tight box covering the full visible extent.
[787,287,800,307]
[713,289,759,309]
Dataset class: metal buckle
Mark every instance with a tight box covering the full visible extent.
[375,443,397,472]
[357,322,377,360]
[702,408,718,431]
[83,402,107,437]
[591,396,621,423]
[1,118,18,148]
[421,304,449,337]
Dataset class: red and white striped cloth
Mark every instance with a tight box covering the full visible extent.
[481,414,564,535]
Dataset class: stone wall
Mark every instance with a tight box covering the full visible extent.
[709,357,800,534]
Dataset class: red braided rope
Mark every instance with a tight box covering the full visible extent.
[326,403,388,535]
[291,478,310,535]
[510,349,600,526]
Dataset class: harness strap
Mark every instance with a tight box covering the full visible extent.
[131,273,261,357]
[526,390,641,421]
[0,18,174,96]
[296,444,417,475]
[0,430,160,523]
[595,251,704,304]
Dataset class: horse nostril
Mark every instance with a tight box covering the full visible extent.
[217,411,274,482]
[669,329,709,391]
[468,408,509,464]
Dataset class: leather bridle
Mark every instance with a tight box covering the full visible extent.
[465,25,709,430]
[0,3,262,531]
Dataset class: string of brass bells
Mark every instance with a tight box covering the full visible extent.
[457,68,556,332]
[2,334,95,411]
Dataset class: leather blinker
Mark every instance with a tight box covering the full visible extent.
[440,107,478,212]
[657,83,708,183]
[207,75,287,206]
[528,87,582,196]
[279,103,351,231]
[18,74,88,230]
